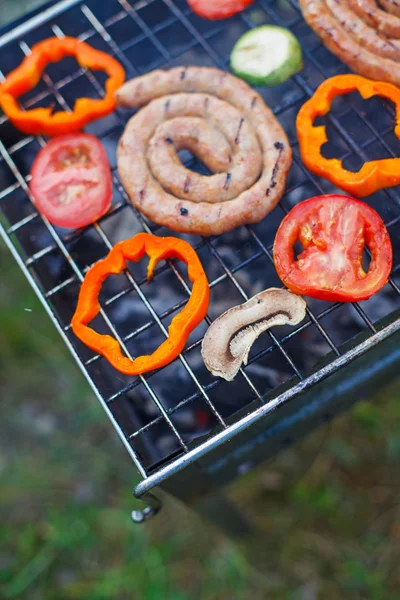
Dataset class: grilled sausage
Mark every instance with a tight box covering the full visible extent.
[379,0,400,17]
[299,0,400,86]
[116,67,291,236]
[325,0,400,61]
[348,0,400,38]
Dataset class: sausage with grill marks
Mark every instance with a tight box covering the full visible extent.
[348,0,400,38]
[299,0,400,86]
[325,0,400,61]
[380,0,400,16]
[116,67,291,236]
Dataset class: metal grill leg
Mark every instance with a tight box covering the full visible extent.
[131,491,162,524]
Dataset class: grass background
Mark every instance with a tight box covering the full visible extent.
[1,242,400,599]
[2,1,46,27]
[1,3,400,598]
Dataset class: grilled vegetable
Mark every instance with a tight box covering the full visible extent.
[0,37,125,136]
[187,0,254,20]
[72,233,210,376]
[202,288,306,381]
[297,74,400,196]
[30,133,112,229]
[230,26,303,86]
[273,194,393,302]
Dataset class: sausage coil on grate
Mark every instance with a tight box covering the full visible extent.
[116,67,291,236]
[299,0,400,86]
[324,0,400,61]
[379,0,400,17]
[348,0,400,38]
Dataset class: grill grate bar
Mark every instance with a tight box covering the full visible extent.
[0,181,21,201]
[351,304,377,333]
[45,276,76,298]
[387,276,400,296]
[23,201,127,265]
[162,0,225,66]
[79,6,136,75]
[118,0,174,63]
[7,213,39,234]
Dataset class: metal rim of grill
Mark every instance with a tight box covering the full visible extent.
[1,0,400,516]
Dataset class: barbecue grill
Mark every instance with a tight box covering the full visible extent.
[1,0,400,532]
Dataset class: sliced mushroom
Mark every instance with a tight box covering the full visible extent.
[201,288,306,381]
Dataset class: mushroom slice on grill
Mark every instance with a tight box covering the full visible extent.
[201,288,306,381]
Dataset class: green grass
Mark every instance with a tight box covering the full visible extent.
[1,240,400,599]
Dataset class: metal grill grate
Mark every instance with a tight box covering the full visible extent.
[1,0,400,497]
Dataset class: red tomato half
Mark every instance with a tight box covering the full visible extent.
[30,133,112,229]
[273,194,392,302]
[187,0,254,19]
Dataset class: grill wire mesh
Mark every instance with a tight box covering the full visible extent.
[1,0,400,480]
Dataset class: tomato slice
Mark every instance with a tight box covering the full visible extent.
[273,194,392,302]
[30,133,112,229]
[187,0,254,20]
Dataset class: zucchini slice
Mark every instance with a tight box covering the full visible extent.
[230,25,303,87]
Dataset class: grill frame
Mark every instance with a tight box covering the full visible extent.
[1,0,400,522]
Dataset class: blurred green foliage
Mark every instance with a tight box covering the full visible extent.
[1,242,400,599]
[2,1,46,28]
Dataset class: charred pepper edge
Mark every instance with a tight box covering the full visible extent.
[0,36,125,137]
[296,74,400,196]
[71,233,210,376]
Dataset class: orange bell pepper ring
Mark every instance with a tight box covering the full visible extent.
[71,233,210,376]
[0,36,125,137]
[296,74,400,197]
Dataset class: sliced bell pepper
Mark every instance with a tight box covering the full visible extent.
[0,36,125,137]
[71,233,210,376]
[296,74,400,196]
